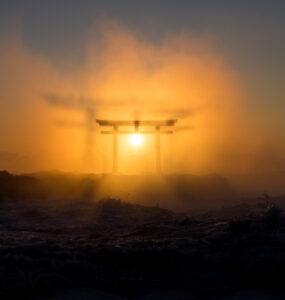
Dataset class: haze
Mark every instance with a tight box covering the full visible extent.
[0,0,285,194]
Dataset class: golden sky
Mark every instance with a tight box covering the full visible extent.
[0,17,284,177]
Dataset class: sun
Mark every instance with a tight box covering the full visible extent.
[130,133,143,146]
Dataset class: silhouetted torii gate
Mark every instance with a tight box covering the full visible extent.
[96,119,177,173]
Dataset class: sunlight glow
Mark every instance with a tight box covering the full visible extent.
[130,133,143,146]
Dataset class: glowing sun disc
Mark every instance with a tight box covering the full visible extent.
[130,133,143,146]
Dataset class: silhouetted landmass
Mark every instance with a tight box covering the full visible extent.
[0,170,236,210]
[0,170,42,200]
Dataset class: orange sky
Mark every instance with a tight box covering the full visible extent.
[0,21,284,179]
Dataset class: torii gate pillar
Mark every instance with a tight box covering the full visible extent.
[155,126,161,173]
[113,125,118,173]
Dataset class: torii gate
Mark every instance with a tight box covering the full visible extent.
[96,119,177,173]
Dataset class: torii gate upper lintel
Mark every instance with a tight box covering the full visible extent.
[96,119,177,173]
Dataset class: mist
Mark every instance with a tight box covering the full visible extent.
[0,19,284,195]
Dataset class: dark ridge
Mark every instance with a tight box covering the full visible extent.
[0,171,237,210]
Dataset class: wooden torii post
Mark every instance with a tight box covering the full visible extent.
[96,120,177,173]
